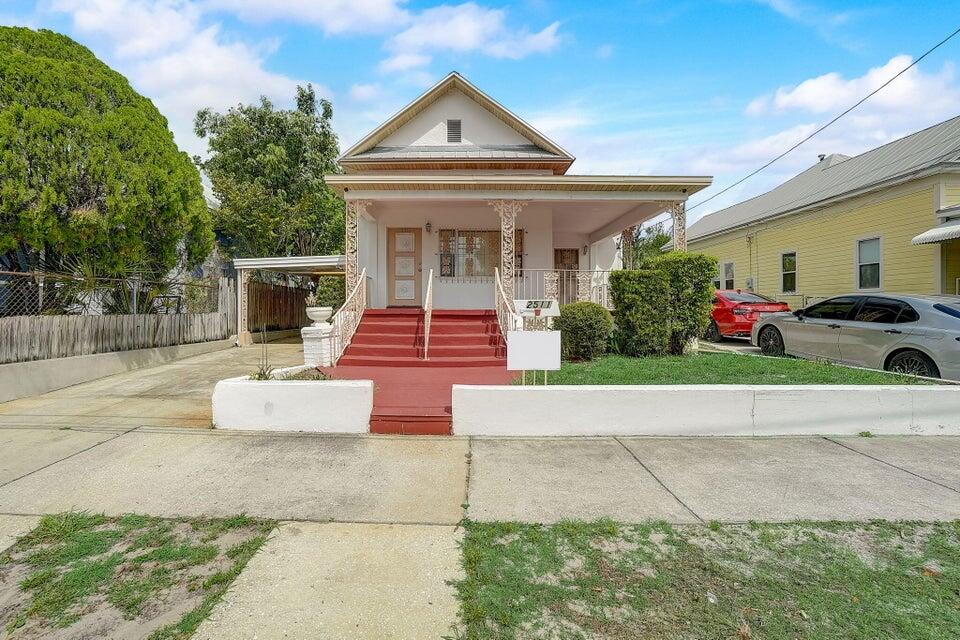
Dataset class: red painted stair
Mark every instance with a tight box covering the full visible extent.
[323,309,513,435]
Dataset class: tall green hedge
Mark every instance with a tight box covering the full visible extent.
[647,252,718,354]
[553,301,612,360]
[609,269,671,356]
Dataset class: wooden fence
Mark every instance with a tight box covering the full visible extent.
[0,277,236,365]
[247,280,310,332]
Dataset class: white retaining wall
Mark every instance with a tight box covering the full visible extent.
[213,366,373,433]
[452,385,960,437]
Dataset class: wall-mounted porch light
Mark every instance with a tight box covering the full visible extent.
[425,221,433,234]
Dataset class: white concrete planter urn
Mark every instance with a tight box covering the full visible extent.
[305,306,333,327]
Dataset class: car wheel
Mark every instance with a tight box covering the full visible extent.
[704,320,722,342]
[758,326,785,357]
[887,350,941,379]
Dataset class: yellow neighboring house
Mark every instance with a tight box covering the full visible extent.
[683,116,960,308]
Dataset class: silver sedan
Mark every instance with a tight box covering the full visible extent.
[751,293,960,380]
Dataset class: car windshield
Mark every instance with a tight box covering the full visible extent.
[722,292,776,303]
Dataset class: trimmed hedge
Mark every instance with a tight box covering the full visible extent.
[646,252,718,354]
[553,301,613,361]
[609,269,671,356]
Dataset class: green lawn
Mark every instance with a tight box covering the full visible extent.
[1,512,275,639]
[455,519,960,640]
[542,353,928,385]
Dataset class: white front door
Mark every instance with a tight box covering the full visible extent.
[387,228,422,306]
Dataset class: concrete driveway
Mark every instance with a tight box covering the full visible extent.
[0,340,303,429]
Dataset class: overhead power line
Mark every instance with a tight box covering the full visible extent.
[687,24,960,214]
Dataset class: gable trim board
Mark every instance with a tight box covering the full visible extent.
[339,72,574,173]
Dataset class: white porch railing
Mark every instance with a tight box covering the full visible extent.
[422,269,434,359]
[331,267,367,365]
[515,269,613,309]
[494,267,521,342]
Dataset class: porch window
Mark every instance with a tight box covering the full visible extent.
[438,229,523,278]
[722,262,735,290]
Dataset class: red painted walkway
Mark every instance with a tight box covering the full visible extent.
[322,309,514,434]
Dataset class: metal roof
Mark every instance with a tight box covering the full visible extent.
[349,143,564,160]
[913,218,960,245]
[686,115,960,242]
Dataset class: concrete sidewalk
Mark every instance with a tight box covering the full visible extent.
[1,426,958,524]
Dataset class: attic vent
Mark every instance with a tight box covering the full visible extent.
[446,119,462,143]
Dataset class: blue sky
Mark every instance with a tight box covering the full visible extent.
[4,0,960,222]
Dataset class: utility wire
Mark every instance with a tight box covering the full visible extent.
[687,24,960,214]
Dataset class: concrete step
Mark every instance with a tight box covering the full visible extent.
[345,344,501,358]
[337,355,505,368]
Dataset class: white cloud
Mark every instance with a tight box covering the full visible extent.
[381,2,561,71]
[204,0,410,34]
[48,0,315,160]
[753,0,861,50]
[349,83,381,101]
[52,0,200,57]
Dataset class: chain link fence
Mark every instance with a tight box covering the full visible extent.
[0,271,235,364]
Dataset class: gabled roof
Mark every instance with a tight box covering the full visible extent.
[338,71,574,171]
[686,115,960,242]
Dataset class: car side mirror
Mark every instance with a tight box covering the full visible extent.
[793,309,805,319]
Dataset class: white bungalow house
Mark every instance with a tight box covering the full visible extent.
[235,72,711,353]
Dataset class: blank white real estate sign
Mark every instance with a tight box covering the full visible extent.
[506,330,561,371]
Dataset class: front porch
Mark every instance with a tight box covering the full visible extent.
[331,175,707,313]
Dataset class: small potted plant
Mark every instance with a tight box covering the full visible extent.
[304,290,333,326]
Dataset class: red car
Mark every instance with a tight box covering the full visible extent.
[705,290,790,341]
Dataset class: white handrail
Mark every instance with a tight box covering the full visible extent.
[494,267,520,344]
[330,267,367,365]
[422,269,434,360]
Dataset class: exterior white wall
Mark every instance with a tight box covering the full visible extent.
[452,385,960,437]
[380,90,533,148]
[370,201,554,309]
[213,368,373,433]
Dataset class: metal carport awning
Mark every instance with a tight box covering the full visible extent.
[912,218,960,245]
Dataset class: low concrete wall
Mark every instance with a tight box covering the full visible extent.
[0,338,235,403]
[213,366,373,433]
[452,385,960,437]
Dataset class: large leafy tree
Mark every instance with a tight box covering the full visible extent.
[0,27,212,273]
[194,85,344,258]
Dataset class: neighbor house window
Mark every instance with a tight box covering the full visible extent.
[722,262,735,290]
[447,119,462,143]
[438,229,523,278]
[857,238,881,289]
[781,252,797,293]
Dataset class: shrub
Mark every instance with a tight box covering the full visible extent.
[646,252,718,354]
[553,301,613,361]
[608,270,670,356]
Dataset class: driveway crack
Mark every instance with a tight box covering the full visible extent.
[0,425,141,490]
[614,437,705,524]
[822,437,960,494]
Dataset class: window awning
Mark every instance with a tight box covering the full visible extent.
[912,218,960,245]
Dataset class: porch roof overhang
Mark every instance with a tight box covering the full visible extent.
[232,255,346,275]
[324,174,713,202]
[912,217,960,245]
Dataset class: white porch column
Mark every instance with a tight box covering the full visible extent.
[344,199,370,296]
[671,202,687,251]
[488,199,526,301]
[236,268,252,346]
